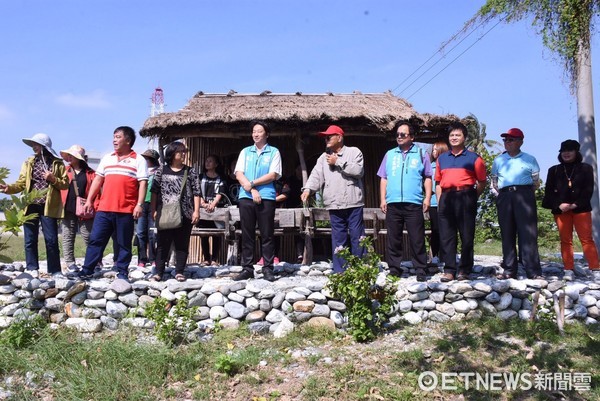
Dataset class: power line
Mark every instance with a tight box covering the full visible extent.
[392,19,489,95]
[405,18,504,100]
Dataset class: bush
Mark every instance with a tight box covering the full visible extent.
[144,297,198,346]
[327,236,396,342]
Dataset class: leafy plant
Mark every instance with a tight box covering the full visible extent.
[214,353,241,376]
[0,167,48,263]
[0,314,47,349]
[327,236,396,342]
[144,296,198,346]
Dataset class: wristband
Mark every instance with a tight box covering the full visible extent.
[250,180,255,188]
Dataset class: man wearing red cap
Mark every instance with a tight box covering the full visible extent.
[301,125,365,273]
[491,128,542,280]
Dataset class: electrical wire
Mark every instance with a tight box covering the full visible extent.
[392,18,489,95]
[405,18,504,100]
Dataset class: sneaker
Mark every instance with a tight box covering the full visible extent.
[262,269,276,282]
[257,258,264,266]
[51,272,66,279]
[273,257,280,265]
[233,270,254,281]
[137,262,145,268]
[74,270,94,280]
[116,273,129,281]
[67,264,80,273]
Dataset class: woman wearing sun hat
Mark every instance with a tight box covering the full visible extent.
[0,133,68,277]
[59,144,98,274]
[542,139,599,275]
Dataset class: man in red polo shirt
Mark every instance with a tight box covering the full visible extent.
[75,126,148,281]
[435,122,486,282]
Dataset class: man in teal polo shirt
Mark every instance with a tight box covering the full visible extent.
[233,121,282,282]
[378,121,432,281]
[491,127,542,280]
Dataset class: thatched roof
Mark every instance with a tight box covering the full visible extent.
[139,91,461,141]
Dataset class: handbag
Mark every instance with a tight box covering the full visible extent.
[156,168,188,230]
[73,178,95,220]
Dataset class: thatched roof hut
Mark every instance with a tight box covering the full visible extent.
[140,91,458,140]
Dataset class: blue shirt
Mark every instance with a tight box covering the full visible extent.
[491,151,539,188]
[235,144,282,201]
[431,162,438,207]
[377,145,432,205]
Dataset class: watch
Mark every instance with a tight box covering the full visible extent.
[250,180,255,188]
[137,203,143,207]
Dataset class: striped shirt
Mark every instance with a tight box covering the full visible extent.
[96,150,148,213]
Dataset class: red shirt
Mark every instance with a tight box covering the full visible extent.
[96,151,148,213]
[435,148,486,188]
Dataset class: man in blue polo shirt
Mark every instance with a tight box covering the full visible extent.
[233,120,282,282]
[378,121,432,281]
[491,128,542,279]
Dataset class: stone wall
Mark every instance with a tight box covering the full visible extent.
[0,260,598,336]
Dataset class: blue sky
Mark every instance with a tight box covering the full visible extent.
[1,0,598,187]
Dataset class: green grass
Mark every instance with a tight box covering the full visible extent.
[0,233,132,263]
[0,318,598,400]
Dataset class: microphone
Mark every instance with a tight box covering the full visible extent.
[325,148,335,170]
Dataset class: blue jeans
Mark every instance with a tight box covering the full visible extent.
[136,202,156,264]
[329,206,365,273]
[81,211,134,277]
[23,203,61,274]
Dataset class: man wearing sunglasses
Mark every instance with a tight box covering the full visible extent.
[301,125,365,273]
[377,121,432,281]
[491,128,542,280]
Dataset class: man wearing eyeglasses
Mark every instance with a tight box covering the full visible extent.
[301,125,365,273]
[491,128,542,280]
[377,121,432,281]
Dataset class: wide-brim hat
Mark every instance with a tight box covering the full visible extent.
[319,125,345,137]
[22,133,60,159]
[141,149,160,163]
[60,144,87,162]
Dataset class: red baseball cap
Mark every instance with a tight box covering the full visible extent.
[319,125,344,137]
[501,128,524,139]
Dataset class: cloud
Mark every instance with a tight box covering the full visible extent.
[0,104,14,121]
[55,89,112,109]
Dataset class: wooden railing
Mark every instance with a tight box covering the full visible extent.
[189,207,430,265]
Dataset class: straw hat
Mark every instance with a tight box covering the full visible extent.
[60,144,87,162]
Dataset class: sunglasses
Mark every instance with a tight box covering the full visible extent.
[397,133,411,139]
[502,138,520,143]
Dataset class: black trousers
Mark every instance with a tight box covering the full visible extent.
[428,206,441,259]
[438,189,477,275]
[386,202,427,276]
[155,217,193,276]
[496,186,541,277]
[239,198,276,272]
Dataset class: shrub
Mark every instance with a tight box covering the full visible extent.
[144,297,198,346]
[327,236,396,342]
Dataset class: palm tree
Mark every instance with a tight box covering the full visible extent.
[464,113,502,154]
